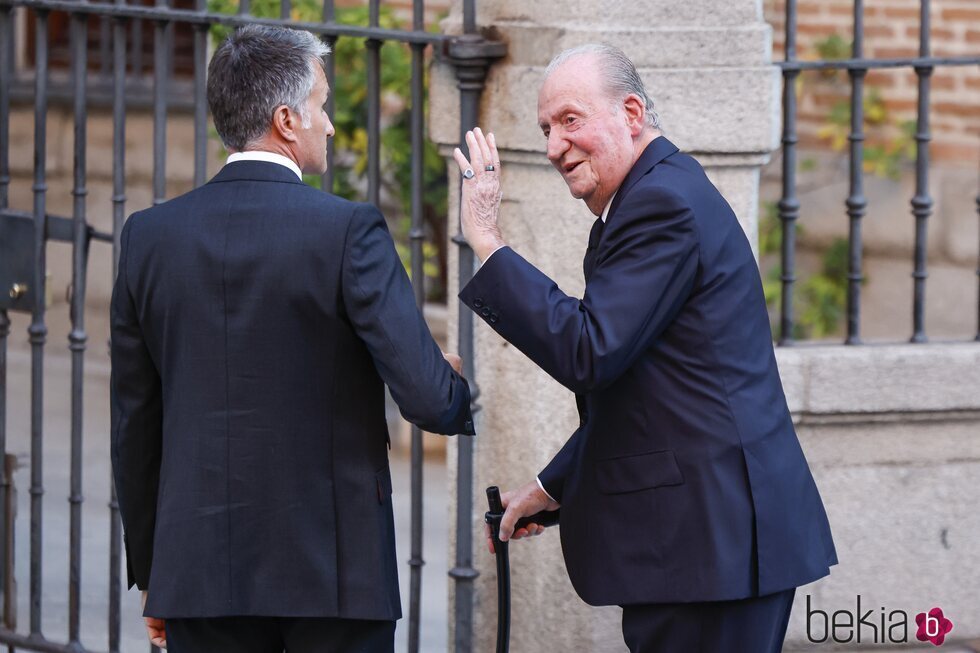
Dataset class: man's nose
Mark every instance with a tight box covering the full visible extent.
[546,130,568,163]
[325,116,336,138]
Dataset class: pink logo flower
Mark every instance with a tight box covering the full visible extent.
[915,607,953,646]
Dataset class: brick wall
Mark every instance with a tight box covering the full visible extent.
[764,0,980,163]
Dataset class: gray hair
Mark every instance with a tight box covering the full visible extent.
[544,44,661,130]
[207,25,330,151]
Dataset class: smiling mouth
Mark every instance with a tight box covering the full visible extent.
[563,161,583,174]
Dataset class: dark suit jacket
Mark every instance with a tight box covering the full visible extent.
[110,160,473,619]
[459,137,836,606]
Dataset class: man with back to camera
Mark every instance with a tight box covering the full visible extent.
[452,44,837,652]
[110,25,474,653]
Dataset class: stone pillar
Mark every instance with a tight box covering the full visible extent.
[430,2,780,650]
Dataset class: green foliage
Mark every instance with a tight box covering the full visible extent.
[814,33,851,61]
[809,35,915,180]
[207,1,449,298]
[760,202,861,341]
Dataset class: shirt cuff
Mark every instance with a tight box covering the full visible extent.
[480,244,506,266]
[536,476,556,503]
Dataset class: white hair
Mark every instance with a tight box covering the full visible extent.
[545,43,662,130]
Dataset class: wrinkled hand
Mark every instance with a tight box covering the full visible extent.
[452,127,505,262]
[142,591,167,649]
[485,479,560,555]
[443,352,463,375]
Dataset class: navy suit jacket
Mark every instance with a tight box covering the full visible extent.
[110,161,473,619]
[459,137,836,606]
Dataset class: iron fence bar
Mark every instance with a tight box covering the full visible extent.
[407,1,425,648]
[844,0,866,345]
[452,9,481,653]
[130,16,142,76]
[278,0,288,20]
[777,0,798,346]
[112,11,127,265]
[68,12,89,647]
[462,0,474,36]
[109,4,127,652]
[193,0,207,187]
[2,453,14,648]
[152,0,168,205]
[0,310,8,632]
[776,55,980,71]
[99,14,111,79]
[910,0,933,343]
[0,628,109,653]
[29,8,50,638]
[447,23,507,653]
[237,0,248,17]
[0,3,11,210]
[1,0,447,44]
[321,34,335,193]
[366,0,380,207]
[320,0,335,193]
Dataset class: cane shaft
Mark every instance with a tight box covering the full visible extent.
[495,540,510,653]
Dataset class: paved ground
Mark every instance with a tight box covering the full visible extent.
[1,304,451,652]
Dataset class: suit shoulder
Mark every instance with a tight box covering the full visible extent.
[288,185,375,222]
[619,173,694,219]
[124,183,213,229]
[656,152,716,193]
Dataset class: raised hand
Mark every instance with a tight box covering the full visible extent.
[452,127,506,262]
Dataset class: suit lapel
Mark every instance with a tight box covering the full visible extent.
[583,136,680,280]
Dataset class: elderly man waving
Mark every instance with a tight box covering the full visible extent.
[453,44,837,653]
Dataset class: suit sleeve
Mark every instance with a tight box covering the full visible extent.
[537,426,584,503]
[342,203,474,435]
[459,184,699,396]
[109,216,163,590]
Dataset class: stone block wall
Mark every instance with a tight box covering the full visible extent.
[778,343,980,650]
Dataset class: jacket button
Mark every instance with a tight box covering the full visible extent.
[489,313,499,324]
[473,298,484,309]
[480,307,491,317]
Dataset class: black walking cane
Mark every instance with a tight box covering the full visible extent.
[485,486,560,653]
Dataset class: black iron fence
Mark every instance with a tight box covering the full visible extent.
[775,0,980,346]
[0,1,501,652]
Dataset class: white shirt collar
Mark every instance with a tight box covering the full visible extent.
[600,189,618,223]
[226,151,304,181]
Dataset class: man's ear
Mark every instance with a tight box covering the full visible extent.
[623,94,646,136]
[271,104,299,143]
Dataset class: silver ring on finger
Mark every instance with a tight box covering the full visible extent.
[463,168,475,179]
[484,164,495,172]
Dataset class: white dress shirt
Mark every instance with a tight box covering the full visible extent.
[226,151,304,181]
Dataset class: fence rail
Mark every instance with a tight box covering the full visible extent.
[775,0,980,345]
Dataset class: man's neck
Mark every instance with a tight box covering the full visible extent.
[232,142,301,168]
[586,129,662,216]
